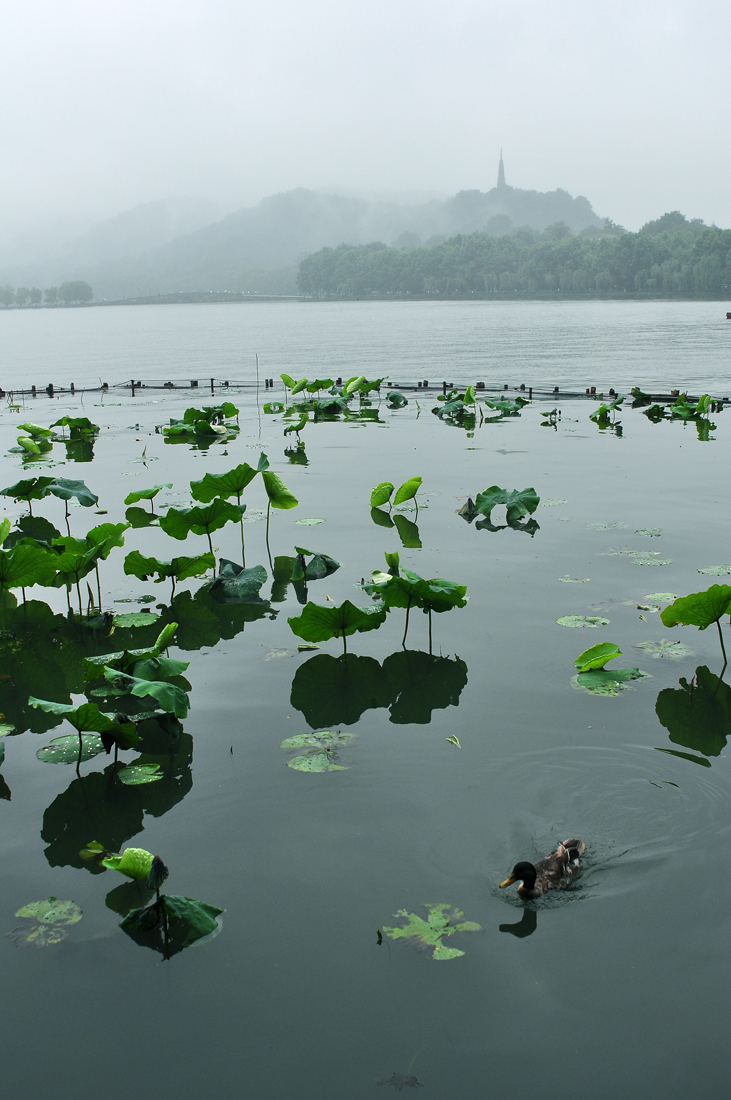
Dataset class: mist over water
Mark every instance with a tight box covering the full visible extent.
[1,300,730,395]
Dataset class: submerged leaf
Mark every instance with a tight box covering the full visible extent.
[697,565,731,576]
[116,763,163,785]
[634,639,694,660]
[382,903,482,961]
[15,898,82,925]
[556,615,609,628]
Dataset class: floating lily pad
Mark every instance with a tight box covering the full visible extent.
[7,897,82,947]
[646,592,679,602]
[586,522,629,530]
[636,528,663,537]
[15,897,82,924]
[242,509,266,523]
[556,615,609,628]
[571,668,650,696]
[281,729,352,772]
[541,499,567,506]
[382,903,482,961]
[634,639,694,660]
[697,565,731,576]
[116,763,163,784]
[114,612,159,628]
[36,734,105,764]
[294,518,326,526]
[559,575,590,583]
[627,552,672,566]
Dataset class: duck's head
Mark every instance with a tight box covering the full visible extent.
[500,861,537,890]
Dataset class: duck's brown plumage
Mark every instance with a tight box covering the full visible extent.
[500,839,586,899]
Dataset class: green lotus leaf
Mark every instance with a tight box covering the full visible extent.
[280,373,296,388]
[386,391,408,407]
[382,903,482,961]
[124,549,215,583]
[102,847,155,879]
[36,733,106,764]
[343,375,365,396]
[4,515,61,548]
[28,698,118,733]
[102,666,189,718]
[211,561,268,600]
[0,541,57,590]
[574,642,623,671]
[0,475,56,503]
[262,471,298,510]
[660,585,731,631]
[370,482,394,507]
[190,455,269,503]
[47,478,99,507]
[123,484,172,505]
[17,422,53,438]
[52,415,99,435]
[85,522,130,559]
[393,477,422,506]
[288,600,387,645]
[474,485,540,523]
[160,498,245,540]
[17,435,41,454]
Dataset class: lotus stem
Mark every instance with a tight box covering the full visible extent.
[76,729,83,777]
[342,632,347,655]
[717,620,728,678]
[95,562,102,612]
[206,530,214,568]
[28,501,33,517]
[240,518,246,568]
[428,609,432,655]
[76,582,83,618]
[265,502,273,569]
[402,599,411,648]
[65,501,71,536]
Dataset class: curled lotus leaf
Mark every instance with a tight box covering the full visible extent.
[574,642,623,672]
[102,847,155,879]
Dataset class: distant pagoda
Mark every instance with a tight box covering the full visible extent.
[497,149,506,189]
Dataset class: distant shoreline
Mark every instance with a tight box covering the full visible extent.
[1,291,729,309]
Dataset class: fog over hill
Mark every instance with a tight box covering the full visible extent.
[0,167,612,300]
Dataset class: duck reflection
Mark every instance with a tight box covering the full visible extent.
[499,908,538,938]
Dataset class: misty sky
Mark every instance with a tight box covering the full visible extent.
[3,0,729,243]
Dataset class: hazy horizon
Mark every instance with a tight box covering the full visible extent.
[2,0,729,257]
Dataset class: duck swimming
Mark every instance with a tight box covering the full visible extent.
[499,839,586,899]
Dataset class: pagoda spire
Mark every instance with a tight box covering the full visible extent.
[497,149,506,189]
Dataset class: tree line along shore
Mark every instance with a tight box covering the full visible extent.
[297,217,731,299]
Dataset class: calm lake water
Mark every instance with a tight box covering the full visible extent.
[1,298,730,393]
[1,302,731,1100]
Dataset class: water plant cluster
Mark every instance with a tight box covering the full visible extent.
[1,376,730,968]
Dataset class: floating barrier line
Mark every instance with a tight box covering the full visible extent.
[1,378,728,404]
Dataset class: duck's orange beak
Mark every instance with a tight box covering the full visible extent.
[499,873,517,888]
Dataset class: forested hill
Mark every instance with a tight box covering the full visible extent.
[298,217,731,299]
